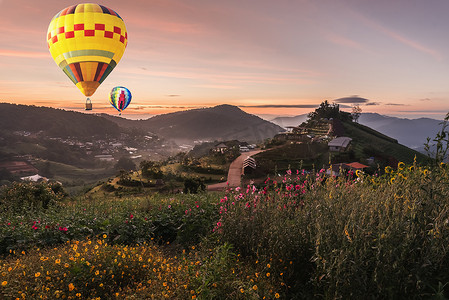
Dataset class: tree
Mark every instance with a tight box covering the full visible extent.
[351,104,362,123]
[307,100,341,121]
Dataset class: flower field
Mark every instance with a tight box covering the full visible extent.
[1,161,449,299]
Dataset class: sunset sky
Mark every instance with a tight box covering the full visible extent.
[1,0,449,120]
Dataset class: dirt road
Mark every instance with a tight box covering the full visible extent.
[207,149,264,191]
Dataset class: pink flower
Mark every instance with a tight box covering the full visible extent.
[287,169,292,175]
[216,222,222,227]
[59,227,68,232]
[129,214,134,219]
[168,205,171,209]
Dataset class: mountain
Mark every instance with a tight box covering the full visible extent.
[271,111,443,151]
[102,104,284,142]
[0,103,120,138]
[270,114,308,128]
[358,113,443,150]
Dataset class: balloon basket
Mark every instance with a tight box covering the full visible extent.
[85,98,92,111]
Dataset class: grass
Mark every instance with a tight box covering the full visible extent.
[1,162,449,299]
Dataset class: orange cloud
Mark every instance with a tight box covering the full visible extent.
[0,50,48,58]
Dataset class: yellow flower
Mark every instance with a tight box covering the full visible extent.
[163,282,167,287]
[2,281,7,286]
[76,293,81,297]
[266,272,270,277]
[385,166,392,173]
[35,272,41,277]
[8,267,12,272]
[398,162,405,170]
[240,288,245,293]
[103,234,107,239]
[275,293,280,298]
[252,285,258,291]
[68,283,75,291]
[267,263,271,268]
[55,259,61,264]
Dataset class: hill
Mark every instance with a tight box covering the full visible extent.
[358,113,442,150]
[102,104,284,143]
[270,111,443,151]
[254,118,428,175]
[270,114,308,128]
[0,103,120,138]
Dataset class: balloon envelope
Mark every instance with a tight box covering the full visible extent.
[109,86,132,112]
[47,3,128,97]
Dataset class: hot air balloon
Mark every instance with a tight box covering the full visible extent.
[109,86,131,114]
[47,3,128,110]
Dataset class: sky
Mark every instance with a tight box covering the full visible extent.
[1,0,449,120]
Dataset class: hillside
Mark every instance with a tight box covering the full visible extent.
[358,113,442,149]
[0,103,120,138]
[271,111,443,150]
[102,104,284,142]
[254,119,427,175]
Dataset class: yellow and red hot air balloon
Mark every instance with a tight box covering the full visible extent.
[47,3,128,108]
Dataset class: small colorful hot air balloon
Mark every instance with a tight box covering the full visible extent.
[47,3,128,106]
[109,86,131,114]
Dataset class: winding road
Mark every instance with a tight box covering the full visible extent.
[207,149,264,191]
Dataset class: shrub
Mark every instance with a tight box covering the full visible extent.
[0,181,66,212]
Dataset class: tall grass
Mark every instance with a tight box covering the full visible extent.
[1,162,449,298]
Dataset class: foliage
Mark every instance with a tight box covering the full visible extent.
[217,163,449,298]
[307,100,352,122]
[425,112,449,165]
[2,162,449,298]
[183,178,206,194]
[0,181,67,212]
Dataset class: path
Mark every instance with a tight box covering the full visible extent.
[207,149,264,191]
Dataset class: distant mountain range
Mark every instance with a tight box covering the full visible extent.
[0,103,120,138]
[270,112,443,151]
[0,103,283,143]
[101,104,284,143]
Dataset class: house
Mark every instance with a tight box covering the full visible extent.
[214,143,228,153]
[328,137,352,152]
[326,162,369,176]
[20,174,48,182]
[242,157,256,175]
[346,162,369,170]
[94,154,115,162]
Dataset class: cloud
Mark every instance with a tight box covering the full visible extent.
[353,11,442,61]
[333,96,370,104]
[167,95,180,97]
[385,103,408,106]
[239,104,318,108]
[420,98,432,102]
[365,102,380,106]
[0,50,48,58]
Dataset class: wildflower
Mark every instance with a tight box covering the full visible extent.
[252,285,258,291]
[398,162,405,170]
[103,234,107,239]
[2,281,7,286]
[76,293,81,297]
[275,293,280,298]
[55,259,61,264]
[68,283,75,291]
[267,263,271,268]
[240,288,245,293]
[35,272,41,277]
[266,272,270,277]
